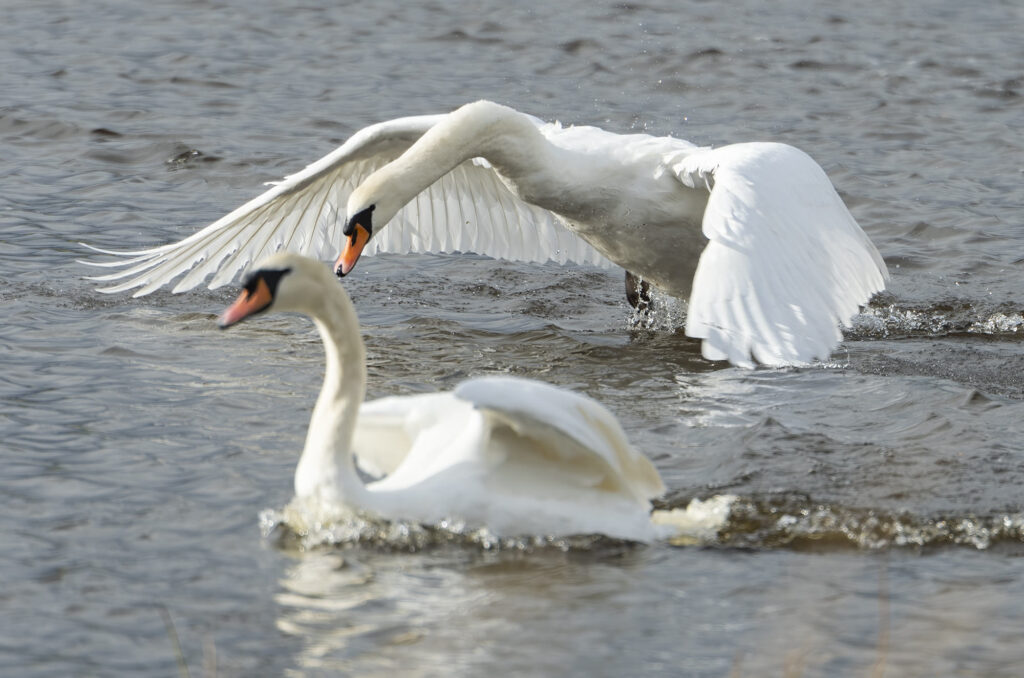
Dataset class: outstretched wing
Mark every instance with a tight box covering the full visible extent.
[83,114,611,297]
[454,376,665,502]
[82,115,442,296]
[672,142,888,367]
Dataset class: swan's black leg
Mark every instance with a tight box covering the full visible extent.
[625,271,652,313]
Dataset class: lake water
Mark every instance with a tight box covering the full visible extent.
[2,0,1023,675]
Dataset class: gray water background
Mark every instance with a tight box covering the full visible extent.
[2,0,1024,675]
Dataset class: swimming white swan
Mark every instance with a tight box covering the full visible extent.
[87,100,888,367]
[219,252,668,542]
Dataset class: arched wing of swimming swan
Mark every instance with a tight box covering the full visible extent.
[672,142,889,368]
[453,376,665,503]
[82,116,611,297]
[350,377,664,504]
[349,393,433,479]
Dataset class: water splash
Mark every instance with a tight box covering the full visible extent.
[622,293,1024,347]
[851,303,1024,339]
[259,492,1024,553]
[719,496,1024,550]
[260,499,625,552]
[625,288,688,331]
[260,493,740,552]
[652,494,737,546]
[970,311,1024,335]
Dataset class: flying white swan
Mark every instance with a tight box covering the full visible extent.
[86,100,888,367]
[218,252,670,542]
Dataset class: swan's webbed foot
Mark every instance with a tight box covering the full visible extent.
[625,271,652,314]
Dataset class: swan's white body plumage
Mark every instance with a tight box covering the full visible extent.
[231,253,666,542]
[89,100,888,367]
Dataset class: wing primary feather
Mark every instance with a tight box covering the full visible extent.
[278,169,337,256]
[487,173,520,260]
[439,171,455,251]
[450,164,488,256]
[77,251,161,269]
[82,115,445,295]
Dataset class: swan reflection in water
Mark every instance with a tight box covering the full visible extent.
[273,543,657,675]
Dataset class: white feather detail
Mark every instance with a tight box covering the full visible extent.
[364,160,611,268]
[673,142,888,366]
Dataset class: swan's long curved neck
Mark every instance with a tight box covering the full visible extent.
[352,100,550,221]
[293,285,369,505]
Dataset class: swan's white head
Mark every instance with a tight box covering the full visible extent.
[335,165,411,278]
[334,149,428,278]
[335,173,407,279]
[218,252,338,328]
[334,204,375,278]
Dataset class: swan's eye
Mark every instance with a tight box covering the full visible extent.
[241,267,292,299]
[241,273,260,297]
[344,205,376,237]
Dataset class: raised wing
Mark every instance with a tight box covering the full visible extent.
[454,376,664,502]
[365,157,612,269]
[82,115,441,296]
[672,142,888,367]
[350,393,442,479]
[83,115,610,297]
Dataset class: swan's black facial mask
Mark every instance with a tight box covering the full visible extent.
[335,205,375,278]
[217,267,291,328]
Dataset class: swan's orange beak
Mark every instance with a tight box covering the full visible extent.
[334,222,371,278]
[218,277,272,328]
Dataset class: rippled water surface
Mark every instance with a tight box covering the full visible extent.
[3,1,1024,676]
